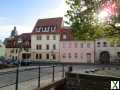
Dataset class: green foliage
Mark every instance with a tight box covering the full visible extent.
[65,0,120,40]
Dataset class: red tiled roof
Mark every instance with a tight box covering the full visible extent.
[58,27,75,41]
[5,33,31,48]
[32,17,63,33]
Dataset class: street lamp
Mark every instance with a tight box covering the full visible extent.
[16,37,22,90]
[17,38,22,65]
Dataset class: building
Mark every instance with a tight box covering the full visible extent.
[31,17,63,61]
[0,41,5,59]
[5,33,31,60]
[95,38,120,64]
[60,41,94,63]
[4,17,120,64]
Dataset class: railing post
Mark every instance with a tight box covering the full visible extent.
[38,65,41,88]
[62,64,64,78]
[15,63,19,90]
[52,65,55,82]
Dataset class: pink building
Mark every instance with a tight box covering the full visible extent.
[60,41,95,63]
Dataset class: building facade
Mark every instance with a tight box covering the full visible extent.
[60,41,95,63]
[4,17,120,64]
[5,33,31,60]
[95,39,120,64]
[31,17,63,61]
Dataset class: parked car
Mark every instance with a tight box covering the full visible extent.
[20,60,32,66]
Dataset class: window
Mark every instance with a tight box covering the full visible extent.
[39,54,42,59]
[53,54,56,60]
[87,43,90,48]
[63,34,67,39]
[15,56,17,60]
[74,53,78,58]
[48,27,50,32]
[42,27,45,32]
[44,27,47,32]
[53,35,56,40]
[36,45,38,50]
[37,35,41,40]
[49,26,52,31]
[80,43,83,48]
[36,45,42,50]
[36,54,38,59]
[117,52,120,57]
[46,54,49,59]
[50,26,55,32]
[39,27,41,32]
[54,26,56,30]
[46,44,49,50]
[16,49,17,53]
[63,53,66,58]
[68,53,71,58]
[97,42,100,47]
[39,45,41,50]
[86,53,91,63]
[47,35,49,40]
[75,43,78,48]
[53,44,56,50]
[103,42,107,47]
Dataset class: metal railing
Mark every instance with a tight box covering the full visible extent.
[0,64,66,90]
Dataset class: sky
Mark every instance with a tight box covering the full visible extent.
[0,0,68,41]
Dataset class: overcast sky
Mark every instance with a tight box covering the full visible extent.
[0,0,68,41]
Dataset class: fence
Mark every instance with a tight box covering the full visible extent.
[0,64,66,90]
[0,63,120,90]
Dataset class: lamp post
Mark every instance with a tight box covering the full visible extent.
[16,38,22,90]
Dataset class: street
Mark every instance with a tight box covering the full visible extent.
[0,64,120,88]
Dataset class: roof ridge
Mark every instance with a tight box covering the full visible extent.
[37,17,63,21]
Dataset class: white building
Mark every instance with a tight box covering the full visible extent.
[31,17,63,61]
[95,38,120,64]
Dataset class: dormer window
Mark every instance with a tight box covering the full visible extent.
[44,27,47,32]
[39,27,41,32]
[51,26,56,32]
[63,34,67,39]
[46,27,49,32]
[41,27,43,32]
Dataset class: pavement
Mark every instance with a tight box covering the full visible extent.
[0,64,120,90]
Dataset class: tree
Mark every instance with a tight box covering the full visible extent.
[65,0,120,40]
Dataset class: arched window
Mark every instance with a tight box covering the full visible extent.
[97,42,100,47]
[103,42,107,47]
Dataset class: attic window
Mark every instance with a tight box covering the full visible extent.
[51,26,56,32]
[63,34,67,39]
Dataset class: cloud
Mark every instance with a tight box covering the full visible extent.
[0,25,32,41]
